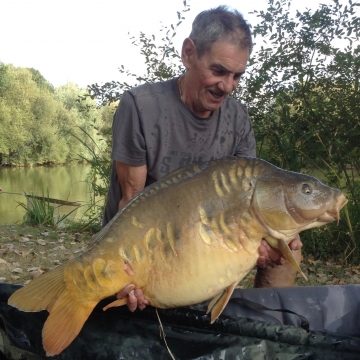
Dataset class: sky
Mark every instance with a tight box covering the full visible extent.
[0,0,331,89]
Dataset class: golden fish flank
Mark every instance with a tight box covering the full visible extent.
[131,216,144,229]
[8,156,348,357]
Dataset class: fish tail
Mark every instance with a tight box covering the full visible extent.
[8,265,97,356]
[42,291,96,356]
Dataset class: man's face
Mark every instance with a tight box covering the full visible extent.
[183,38,250,118]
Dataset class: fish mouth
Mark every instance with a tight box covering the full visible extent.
[317,193,348,223]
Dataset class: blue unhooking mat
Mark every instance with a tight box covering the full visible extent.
[1,283,360,359]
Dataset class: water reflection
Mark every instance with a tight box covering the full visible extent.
[0,164,102,224]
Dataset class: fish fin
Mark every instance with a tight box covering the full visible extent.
[8,265,66,311]
[206,292,223,315]
[207,282,238,324]
[42,291,97,356]
[8,265,97,356]
[103,298,128,311]
[265,236,308,281]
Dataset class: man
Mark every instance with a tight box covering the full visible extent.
[103,6,302,311]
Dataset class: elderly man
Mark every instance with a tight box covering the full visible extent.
[103,6,302,311]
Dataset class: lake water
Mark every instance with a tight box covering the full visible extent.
[0,164,104,224]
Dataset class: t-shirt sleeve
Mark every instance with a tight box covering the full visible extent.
[234,105,257,157]
[111,91,147,166]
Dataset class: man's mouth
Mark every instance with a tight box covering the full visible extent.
[208,90,225,101]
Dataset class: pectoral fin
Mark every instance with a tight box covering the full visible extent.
[265,235,308,281]
[102,298,127,311]
[206,282,237,324]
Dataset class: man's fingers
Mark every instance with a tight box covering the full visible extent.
[116,284,135,299]
[127,290,138,312]
[134,289,150,310]
[115,285,149,311]
[288,235,303,251]
[257,255,267,269]
[258,240,286,267]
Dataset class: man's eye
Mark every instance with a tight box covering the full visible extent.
[213,69,226,76]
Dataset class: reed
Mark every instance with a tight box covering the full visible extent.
[16,191,78,227]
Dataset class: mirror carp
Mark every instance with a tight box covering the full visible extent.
[8,156,348,356]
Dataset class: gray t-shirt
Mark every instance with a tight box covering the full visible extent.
[102,77,256,226]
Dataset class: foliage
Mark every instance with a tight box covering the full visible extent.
[27,67,55,93]
[232,0,360,263]
[16,191,78,227]
[0,65,113,166]
[236,0,360,168]
[65,125,113,229]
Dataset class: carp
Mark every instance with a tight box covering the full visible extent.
[8,156,347,356]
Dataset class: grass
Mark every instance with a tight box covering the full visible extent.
[16,191,79,228]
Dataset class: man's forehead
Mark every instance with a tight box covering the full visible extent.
[210,63,246,76]
[203,40,249,72]
[204,39,249,57]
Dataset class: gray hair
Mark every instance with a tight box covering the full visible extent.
[189,5,253,58]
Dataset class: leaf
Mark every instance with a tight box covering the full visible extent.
[308,259,322,265]
[0,259,9,267]
[24,248,34,257]
[12,268,23,274]
[27,267,40,272]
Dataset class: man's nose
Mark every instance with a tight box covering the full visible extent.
[218,76,237,94]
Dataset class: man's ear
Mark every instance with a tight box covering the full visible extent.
[181,38,197,69]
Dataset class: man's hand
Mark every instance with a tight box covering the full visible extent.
[115,284,149,312]
[257,234,302,269]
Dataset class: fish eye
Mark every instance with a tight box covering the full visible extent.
[302,183,312,194]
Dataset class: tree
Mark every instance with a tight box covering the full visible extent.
[0,63,110,165]
[27,67,55,93]
[235,0,360,172]
[233,0,360,261]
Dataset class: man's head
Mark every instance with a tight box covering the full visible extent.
[180,6,252,118]
[189,5,253,58]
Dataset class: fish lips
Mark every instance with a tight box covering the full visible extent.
[313,193,348,224]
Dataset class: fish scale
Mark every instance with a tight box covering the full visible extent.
[8,156,348,356]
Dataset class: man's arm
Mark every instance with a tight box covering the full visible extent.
[115,161,147,210]
[114,161,149,310]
